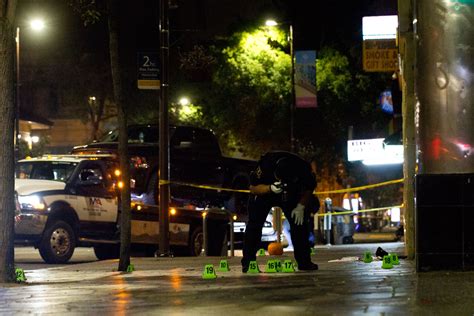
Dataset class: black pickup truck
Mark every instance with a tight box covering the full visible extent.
[71,125,256,217]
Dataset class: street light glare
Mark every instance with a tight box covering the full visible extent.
[30,19,45,31]
[179,97,190,106]
[265,20,278,27]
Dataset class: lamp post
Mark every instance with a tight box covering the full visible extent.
[15,18,45,157]
[159,0,171,256]
[265,19,295,152]
[15,27,20,154]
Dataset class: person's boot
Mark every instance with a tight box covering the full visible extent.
[297,261,319,271]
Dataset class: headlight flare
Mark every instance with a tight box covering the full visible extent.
[18,195,47,211]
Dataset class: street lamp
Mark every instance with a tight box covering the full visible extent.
[15,18,45,157]
[178,97,190,106]
[265,19,295,152]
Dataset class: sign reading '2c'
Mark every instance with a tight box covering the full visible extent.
[137,52,160,90]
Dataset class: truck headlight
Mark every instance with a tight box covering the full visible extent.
[18,195,46,211]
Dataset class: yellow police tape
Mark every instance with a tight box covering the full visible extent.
[159,178,404,195]
[315,178,404,195]
[316,204,404,217]
[159,180,250,193]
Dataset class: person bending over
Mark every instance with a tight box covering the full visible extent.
[242,151,318,272]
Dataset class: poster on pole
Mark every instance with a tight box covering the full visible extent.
[295,50,317,108]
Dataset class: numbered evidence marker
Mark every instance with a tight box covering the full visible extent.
[382,255,393,269]
[274,259,283,272]
[258,248,266,256]
[126,264,135,272]
[218,259,230,272]
[265,260,278,273]
[363,251,373,263]
[282,260,295,273]
[202,264,217,279]
[15,268,26,282]
[310,248,316,255]
[390,253,400,265]
[247,261,260,273]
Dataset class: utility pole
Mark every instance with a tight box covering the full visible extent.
[158,0,170,256]
[397,0,416,259]
[289,24,296,152]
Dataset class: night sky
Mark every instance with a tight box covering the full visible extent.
[14,0,398,119]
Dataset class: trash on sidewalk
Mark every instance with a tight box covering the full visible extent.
[376,246,407,260]
[328,256,360,262]
[376,246,389,259]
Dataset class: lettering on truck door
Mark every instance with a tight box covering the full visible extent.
[74,163,118,223]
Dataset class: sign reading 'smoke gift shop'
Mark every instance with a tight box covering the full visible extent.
[363,39,398,72]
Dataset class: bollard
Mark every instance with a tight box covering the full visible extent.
[324,198,332,246]
[229,214,235,257]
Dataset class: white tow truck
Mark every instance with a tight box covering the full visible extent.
[14,155,229,263]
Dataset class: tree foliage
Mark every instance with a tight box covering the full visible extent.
[208,27,292,157]
[175,30,395,198]
[175,27,392,168]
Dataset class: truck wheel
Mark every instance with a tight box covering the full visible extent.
[94,244,120,260]
[188,226,204,256]
[39,220,76,264]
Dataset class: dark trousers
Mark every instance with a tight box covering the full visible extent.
[241,196,312,267]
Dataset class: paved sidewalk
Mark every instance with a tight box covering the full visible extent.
[2,242,474,315]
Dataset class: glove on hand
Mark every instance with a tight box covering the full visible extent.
[291,203,305,226]
[270,181,283,194]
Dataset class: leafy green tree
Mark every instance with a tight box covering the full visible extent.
[176,27,395,200]
[208,27,292,157]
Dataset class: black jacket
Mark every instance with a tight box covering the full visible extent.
[250,151,316,207]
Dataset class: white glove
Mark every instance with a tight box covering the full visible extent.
[270,181,283,194]
[291,203,305,226]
